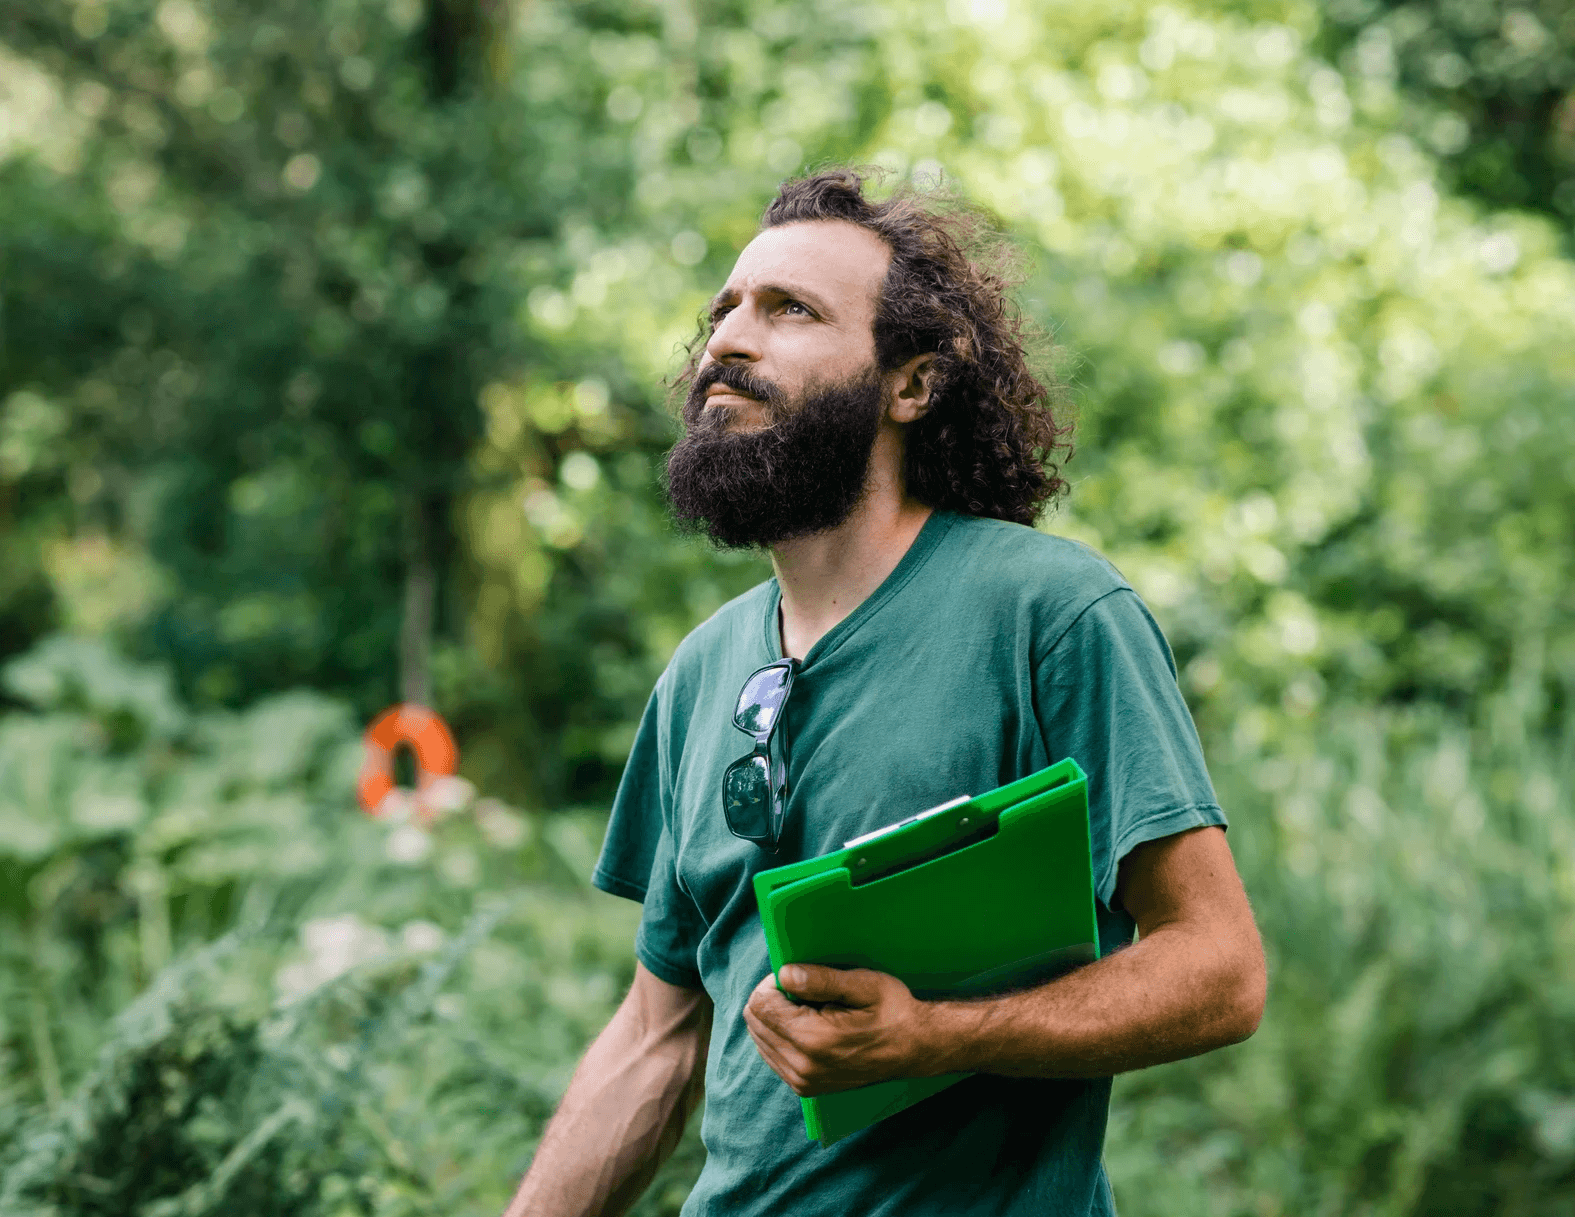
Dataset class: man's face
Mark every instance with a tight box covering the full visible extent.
[664,221,895,548]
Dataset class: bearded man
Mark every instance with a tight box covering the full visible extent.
[502,169,1265,1216]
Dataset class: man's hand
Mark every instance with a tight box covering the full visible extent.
[743,827,1265,1089]
[742,965,936,1096]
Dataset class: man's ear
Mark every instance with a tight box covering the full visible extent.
[887,353,937,424]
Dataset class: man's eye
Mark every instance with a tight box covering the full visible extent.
[782,301,809,316]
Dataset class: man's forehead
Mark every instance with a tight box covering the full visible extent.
[715,220,891,311]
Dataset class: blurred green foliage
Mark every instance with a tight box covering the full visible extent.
[1319,0,1575,221]
[1,0,1573,1211]
[0,639,701,1215]
[1110,685,1575,1216]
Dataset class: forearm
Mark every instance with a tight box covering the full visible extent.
[744,828,1266,1097]
[504,967,709,1217]
[925,919,1265,1079]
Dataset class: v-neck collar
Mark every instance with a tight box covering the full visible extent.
[760,511,958,670]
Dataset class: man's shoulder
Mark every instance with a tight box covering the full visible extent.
[935,513,1131,608]
[661,578,776,686]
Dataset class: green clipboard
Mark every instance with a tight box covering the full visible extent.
[752,757,1099,1146]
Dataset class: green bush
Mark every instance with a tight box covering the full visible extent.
[0,637,701,1216]
[1109,685,1575,1215]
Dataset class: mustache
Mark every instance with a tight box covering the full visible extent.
[683,362,787,426]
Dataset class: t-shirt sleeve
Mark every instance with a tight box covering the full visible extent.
[1034,587,1225,910]
[633,827,707,989]
[592,681,707,990]
[592,686,666,901]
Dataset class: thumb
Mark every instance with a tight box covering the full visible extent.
[779,965,884,1007]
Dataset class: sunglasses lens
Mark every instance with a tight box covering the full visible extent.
[723,754,774,841]
[735,664,793,735]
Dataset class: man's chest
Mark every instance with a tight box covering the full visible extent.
[666,644,1052,931]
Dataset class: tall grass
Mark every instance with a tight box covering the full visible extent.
[1109,680,1575,1215]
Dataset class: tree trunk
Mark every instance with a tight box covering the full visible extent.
[400,500,435,706]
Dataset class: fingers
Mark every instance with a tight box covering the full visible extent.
[744,968,867,1046]
[743,967,918,1096]
[746,976,825,1055]
[742,978,844,1094]
[743,1004,811,1093]
[777,964,887,1007]
[743,993,828,1094]
[747,971,799,1029]
[742,984,793,1044]
[742,1002,854,1097]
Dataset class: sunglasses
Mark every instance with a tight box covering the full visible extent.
[723,658,800,851]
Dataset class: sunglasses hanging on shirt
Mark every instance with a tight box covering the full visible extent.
[723,658,799,852]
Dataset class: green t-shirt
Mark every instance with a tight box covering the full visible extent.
[593,511,1225,1216]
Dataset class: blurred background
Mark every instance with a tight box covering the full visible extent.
[1,0,1572,1212]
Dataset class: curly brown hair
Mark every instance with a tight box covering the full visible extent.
[673,166,1075,525]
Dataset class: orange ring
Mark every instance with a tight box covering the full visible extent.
[357,703,459,815]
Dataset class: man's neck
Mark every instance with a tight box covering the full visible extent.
[770,491,933,661]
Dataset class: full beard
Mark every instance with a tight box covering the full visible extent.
[663,362,886,549]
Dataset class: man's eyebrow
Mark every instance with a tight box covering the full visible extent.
[708,282,835,316]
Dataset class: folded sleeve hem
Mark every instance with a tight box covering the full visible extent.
[634,938,704,991]
[1098,803,1228,908]
[592,867,648,903]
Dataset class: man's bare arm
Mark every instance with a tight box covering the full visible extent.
[742,826,1264,1092]
[503,962,711,1217]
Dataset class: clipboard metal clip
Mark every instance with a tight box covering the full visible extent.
[843,794,973,849]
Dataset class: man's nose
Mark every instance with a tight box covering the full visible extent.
[704,304,762,365]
